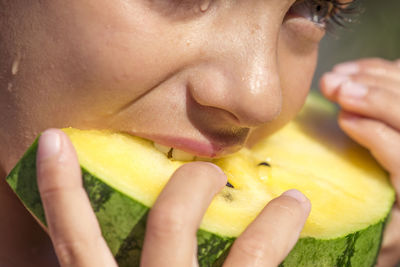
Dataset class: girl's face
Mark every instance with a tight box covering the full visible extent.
[2,0,341,161]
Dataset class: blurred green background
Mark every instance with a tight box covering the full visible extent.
[312,0,400,88]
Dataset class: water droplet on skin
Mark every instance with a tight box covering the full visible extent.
[11,61,19,75]
[11,53,22,75]
[7,83,13,92]
[199,0,211,12]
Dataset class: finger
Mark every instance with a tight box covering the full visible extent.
[333,58,400,83]
[334,80,400,131]
[350,72,400,93]
[319,72,349,101]
[36,129,117,267]
[141,162,227,267]
[338,112,400,192]
[320,59,400,102]
[223,190,311,267]
[320,74,400,131]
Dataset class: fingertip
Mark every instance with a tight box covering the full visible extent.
[37,129,62,162]
[264,190,311,230]
[319,72,348,101]
[199,161,228,188]
[318,73,332,97]
[38,129,77,162]
[282,189,307,202]
[37,129,64,190]
[281,189,311,219]
[176,161,228,192]
[36,128,81,194]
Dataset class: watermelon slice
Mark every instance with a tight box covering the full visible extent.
[6,94,394,266]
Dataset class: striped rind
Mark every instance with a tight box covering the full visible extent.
[6,141,234,266]
[281,221,386,267]
[6,137,390,267]
[6,139,46,225]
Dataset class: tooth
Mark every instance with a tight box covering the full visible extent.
[172,148,195,161]
[194,156,213,162]
[154,143,172,155]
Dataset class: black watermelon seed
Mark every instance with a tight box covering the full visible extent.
[167,148,173,159]
[226,182,234,188]
[258,162,271,167]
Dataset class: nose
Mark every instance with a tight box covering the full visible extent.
[188,3,283,128]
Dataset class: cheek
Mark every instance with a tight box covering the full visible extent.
[48,1,188,120]
[279,38,318,122]
[277,17,322,123]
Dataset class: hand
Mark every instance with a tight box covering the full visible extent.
[36,129,311,267]
[320,58,400,267]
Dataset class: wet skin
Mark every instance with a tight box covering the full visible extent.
[0,0,326,265]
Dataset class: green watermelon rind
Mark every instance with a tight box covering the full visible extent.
[6,137,392,267]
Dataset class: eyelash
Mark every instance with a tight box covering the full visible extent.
[292,0,361,31]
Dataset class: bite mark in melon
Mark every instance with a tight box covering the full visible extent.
[7,94,394,266]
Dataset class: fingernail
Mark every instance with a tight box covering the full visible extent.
[322,72,349,95]
[334,62,359,75]
[340,81,368,98]
[202,162,227,177]
[282,189,308,203]
[38,130,61,160]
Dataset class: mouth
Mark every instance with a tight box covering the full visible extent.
[133,130,249,161]
[153,143,207,161]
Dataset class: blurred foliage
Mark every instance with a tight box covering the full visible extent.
[312,0,400,88]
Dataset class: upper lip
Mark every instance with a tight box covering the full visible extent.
[120,87,251,158]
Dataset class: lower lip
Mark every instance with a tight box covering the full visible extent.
[132,133,238,158]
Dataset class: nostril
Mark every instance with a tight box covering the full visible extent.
[186,86,242,127]
[188,82,282,129]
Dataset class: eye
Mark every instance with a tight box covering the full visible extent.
[288,0,360,30]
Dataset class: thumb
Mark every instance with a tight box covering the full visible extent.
[37,129,117,267]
